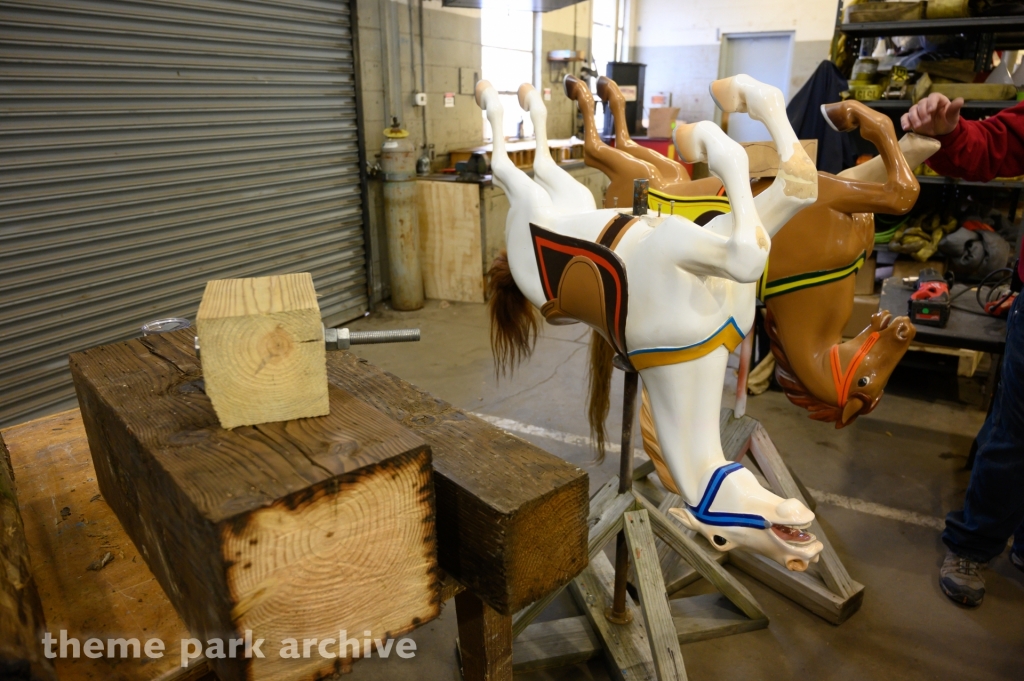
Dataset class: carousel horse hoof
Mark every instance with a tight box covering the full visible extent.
[475,79,494,108]
[669,463,824,570]
[672,122,707,164]
[709,74,753,113]
[518,83,536,111]
[563,72,583,99]
[595,75,614,102]
[820,101,860,133]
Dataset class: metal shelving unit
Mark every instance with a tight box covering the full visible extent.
[840,15,1024,37]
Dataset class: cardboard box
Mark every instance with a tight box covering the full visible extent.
[855,255,877,295]
[843,294,880,338]
[647,107,680,139]
[891,259,945,280]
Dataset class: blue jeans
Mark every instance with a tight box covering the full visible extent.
[943,293,1024,562]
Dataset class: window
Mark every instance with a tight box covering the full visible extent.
[592,0,627,82]
[481,5,535,140]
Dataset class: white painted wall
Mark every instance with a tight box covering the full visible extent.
[631,0,836,125]
[633,0,837,47]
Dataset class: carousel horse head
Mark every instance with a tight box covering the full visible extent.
[769,309,915,428]
[669,463,822,571]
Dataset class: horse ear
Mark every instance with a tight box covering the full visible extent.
[838,397,864,428]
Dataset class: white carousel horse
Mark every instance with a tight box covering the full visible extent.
[482,75,825,570]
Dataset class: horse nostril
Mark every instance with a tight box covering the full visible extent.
[713,535,727,546]
[895,323,909,340]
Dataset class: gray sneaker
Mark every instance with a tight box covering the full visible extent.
[940,550,987,607]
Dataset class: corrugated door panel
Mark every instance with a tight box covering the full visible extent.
[0,0,368,427]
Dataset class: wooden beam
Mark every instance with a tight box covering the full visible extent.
[326,349,589,616]
[670,594,767,642]
[0,433,57,681]
[512,616,601,673]
[512,490,630,638]
[728,550,865,625]
[70,333,439,681]
[568,551,657,681]
[748,426,856,599]
[2,410,211,681]
[196,272,329,428]
[622,510,687,680]
[455,590,513,681]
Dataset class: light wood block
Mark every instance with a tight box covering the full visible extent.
[69,333,439,681]
[2,409,211,681]
[622,510,687,680]
[196,272,328,429]
[0,432,57,681]
[417,181,485,303]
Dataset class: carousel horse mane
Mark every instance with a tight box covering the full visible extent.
[488,249,621,464]
[487,250,539,377]
[763,309,844,426]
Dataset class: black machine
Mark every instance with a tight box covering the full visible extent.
[602,61,646,138]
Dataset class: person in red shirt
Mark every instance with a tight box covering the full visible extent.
[902,93,1024,607]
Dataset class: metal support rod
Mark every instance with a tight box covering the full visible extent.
[734,333,753,418]
[632,178,649,216]
[606,368,639,624]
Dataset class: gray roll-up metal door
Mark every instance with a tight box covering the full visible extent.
[1,0,369,427]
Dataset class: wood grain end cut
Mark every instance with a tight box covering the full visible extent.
[197,273,329,429]
[222,449,439,681]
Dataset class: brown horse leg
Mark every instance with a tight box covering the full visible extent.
[564,73,654,209]
[597,76,688,182]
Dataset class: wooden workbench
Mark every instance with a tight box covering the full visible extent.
[2,340,590,681]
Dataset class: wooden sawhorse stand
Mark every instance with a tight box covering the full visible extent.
[509,363,768,680]
[508,336,864,679]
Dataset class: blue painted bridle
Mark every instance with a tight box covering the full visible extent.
[686,462,770,530]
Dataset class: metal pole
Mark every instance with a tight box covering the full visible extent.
[606,368,638,624]
[734,333,753,418]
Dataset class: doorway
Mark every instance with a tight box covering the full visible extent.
[717,32,795,142]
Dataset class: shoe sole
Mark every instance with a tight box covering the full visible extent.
[939,578,983,608]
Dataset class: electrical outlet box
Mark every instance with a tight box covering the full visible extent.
[459,67,478,95]
[414,92,427,106]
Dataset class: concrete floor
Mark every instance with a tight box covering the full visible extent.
[340,300,1023,681]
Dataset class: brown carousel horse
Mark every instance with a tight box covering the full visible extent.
[578,82,935,444]
[759,102,940,426]
[564,74,730,223]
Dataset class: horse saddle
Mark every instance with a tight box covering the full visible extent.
[529,215,636,360]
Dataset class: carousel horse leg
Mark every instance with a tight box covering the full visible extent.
[518,83,596,213]
[709,74,818,235]
[476,80,552,309]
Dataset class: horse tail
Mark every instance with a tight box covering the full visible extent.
[638,388,681,494]
[486,251,538,377]
[586,330,614,464]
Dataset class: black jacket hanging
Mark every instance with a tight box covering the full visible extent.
[786,61,858,175]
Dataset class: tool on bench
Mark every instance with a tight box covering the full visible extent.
[907,268,951,328]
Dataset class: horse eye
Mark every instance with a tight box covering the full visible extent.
[857,376,870,387]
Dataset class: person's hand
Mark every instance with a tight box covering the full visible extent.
[900,93,964,137]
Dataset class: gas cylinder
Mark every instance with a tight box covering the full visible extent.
[380,120,424,310]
